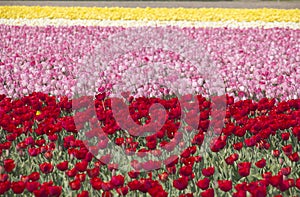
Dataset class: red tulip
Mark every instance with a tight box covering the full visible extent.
[28,147,40,156]
[282,144,292,155]
[173,177,188,190]
[28,172,40,181]
[102,181,114,191]
[91,177,103,190]
[3,159,15,173]
[66,168,77,177]
[281,132,290,141]
[75,160,88,172]
[87,167,100,178]
[272,150,280,157]
[33,187,48,197]
[218,180,232,192]
[0,181,10,195]
[128,171,140,179]
[225,153,239,165]
[232,190,246,197]
[128,180,141,191]
[202,167,215,177]
[48,186,62,196]
[279,167,291,176]
[288,152,299,162]
[116,186,128,196]
[110,175,124,187]
[255,158,266,168]
[11,181,25,194]
[181,148,191,158]
[269,174,283,187]
[56,161,68,171]
[75,173,86,182]
[77,191,89,197]
[201,188,214,197]
[197,178,210,190]
[39,162,53,174]
[69,179,81,190]
[26,181,40,192]
[237,162,251,177]
[24,136,35,146]
[233,142,243,151]
[0,174,8,182]
[179,165,193,177]
[296,178,300,190]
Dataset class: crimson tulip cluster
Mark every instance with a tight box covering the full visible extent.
[0,92,299,196]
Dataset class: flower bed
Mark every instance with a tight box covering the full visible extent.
[1,93,300,196]
[0,6,300,197]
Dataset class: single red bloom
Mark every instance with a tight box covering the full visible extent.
[218,180,232,192]
[128,171,140,179]
[128,180,141,191]
[56,161,68,171]
[296,178,300,190]
[280,167,291,176]
[288,152,299,162]
[281,132,290,141]
[33,187,48,197]
[232,190,246,197]
[286,178,295,187]
[202,167,215,177]
[28,147,40,157]
[279,180,290,192]
[0,181,10,195]
[197,178,210,190]
[233,142,243,151]
[69,179,81,190]
[179,165,193,177]
[173,177,188,190]
[255,158,266,168]
[26,181,40,192]
[225,153,239,165]
[87,167,100,178]
[28,172,40,181]
[75,160,88,172]
[75,173,86,182]
[272,150,280,157]
[282,144,293,155]
[39,162,53,174]
[201,188,214,197]
[66,168,77,177]
[0,174,8,182]
[91,177,102,190]
[237,162,251,177]
[269,174,283,187]
[3,159,15,173]
[180,148,191,158]
[11,181,25,194]
[110,175,125,187]
[48,186,62,197]
[77,190,89,197]
[116,186,129,196]
[234,182,247,192]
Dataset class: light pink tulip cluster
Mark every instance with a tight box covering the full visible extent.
[0,25,299,101]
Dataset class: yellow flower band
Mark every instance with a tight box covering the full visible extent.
[0,6,299,22]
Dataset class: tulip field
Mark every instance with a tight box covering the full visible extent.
[0,6,300,197]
